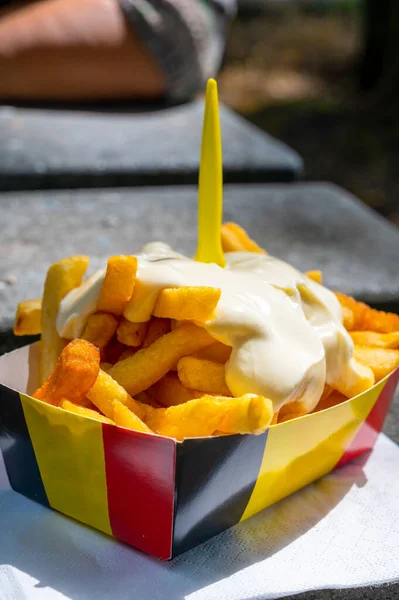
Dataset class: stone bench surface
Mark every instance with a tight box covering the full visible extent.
[1,182,398,333]
[0,102,302,190]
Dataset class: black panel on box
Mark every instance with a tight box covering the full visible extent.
[172,431,267,556]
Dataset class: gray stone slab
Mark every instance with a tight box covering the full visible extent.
[284,581,399,600]
[1,182,399,334]
[0,102,302,190]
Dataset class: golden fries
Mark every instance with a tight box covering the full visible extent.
[113,400,153,433]
[336,292,399,333]
[60,399,114,424]
[107,322,214,396]
[153,287,221,322]
[81,312,118,349]
[20,219,399,439]
[77,397,99,410]
[117,347,137,362]
[145,394,273,440]
[221,222,266,254]
[40,255,89,383]
[342,306,355,330]
[271,412,279,425]
[142,318,171,347]
[194,341,232,363]
[14,298,42,336]
[306,270,323,284]
[353,346,399,382]
[350,331,399,349]
[149,372,202,407]
[87,369,136,419]
[100,362,112,371]
[97,255,138,315]
[100,339,125,364]
[116,319,148,347]
[277,400,308,423]
[312,390,348,413]
[123,278,155,323]
[335,358,375,398]
[136,391,162,408]
[34,339,100,406]
[177,356,231,396]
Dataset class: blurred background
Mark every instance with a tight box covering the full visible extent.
[0,0,398,223]
[219,0,399,225]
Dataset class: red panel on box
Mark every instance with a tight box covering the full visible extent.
[336,368,399,468]
[102,425,176,559]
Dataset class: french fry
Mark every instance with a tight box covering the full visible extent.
[142,318,171,348]
[335,358,375,398]
[306,270,323,284]
[77,397,99,410]
[34,339,100,406]
[81,312,118,349]
[136,391,163,408]
[97,255,138,315]
[312,390,347,413]
[194,341,232,363]
[342,305,355,330]
[153,287,221,322]
[279,384,336,421]
[149,372,203,407]
[353,346,399,382]
[113,400,153,433]
[277,400,307,423]
[177,356,231,396]
[40,255,89,383]
[123,278,156,323]
[145,394,273,440]
[14,298,42,336]
[335,292,399,333]
[116,319,148,347]
[271,412,279,425]
[118,347,138,361]
[221,222,266,254]
[101,338,125,364]
[60,399,115,424]
[349,331,399,349]
[361,309,399,333]
[320,384,333,403]
[100,362,113,371]
[86,369,141,420]
[107,322,215,396]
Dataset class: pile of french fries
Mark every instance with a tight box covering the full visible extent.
[14,222,399,439]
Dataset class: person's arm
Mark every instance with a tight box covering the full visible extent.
[0,0,166,101]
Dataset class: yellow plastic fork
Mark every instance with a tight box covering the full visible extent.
[195,78,225,268]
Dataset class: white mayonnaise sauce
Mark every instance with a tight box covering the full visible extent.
[57,244,356,412]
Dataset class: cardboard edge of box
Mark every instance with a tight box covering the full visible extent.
[0,343,397,559]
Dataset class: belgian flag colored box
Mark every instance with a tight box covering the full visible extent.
[0,343,398,559]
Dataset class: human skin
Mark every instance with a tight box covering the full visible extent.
[0,0,166,100]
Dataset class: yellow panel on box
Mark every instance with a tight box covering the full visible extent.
[241,378,386,521]
[21,391,112,536]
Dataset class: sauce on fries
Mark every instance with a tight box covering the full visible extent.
[56,243,358,413]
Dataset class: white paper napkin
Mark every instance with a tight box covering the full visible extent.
[1,433,398,600]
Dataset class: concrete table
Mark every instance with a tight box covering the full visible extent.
[0,102,302,191]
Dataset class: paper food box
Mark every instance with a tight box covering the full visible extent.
[0,342,397,560]
[1,79,398,559]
